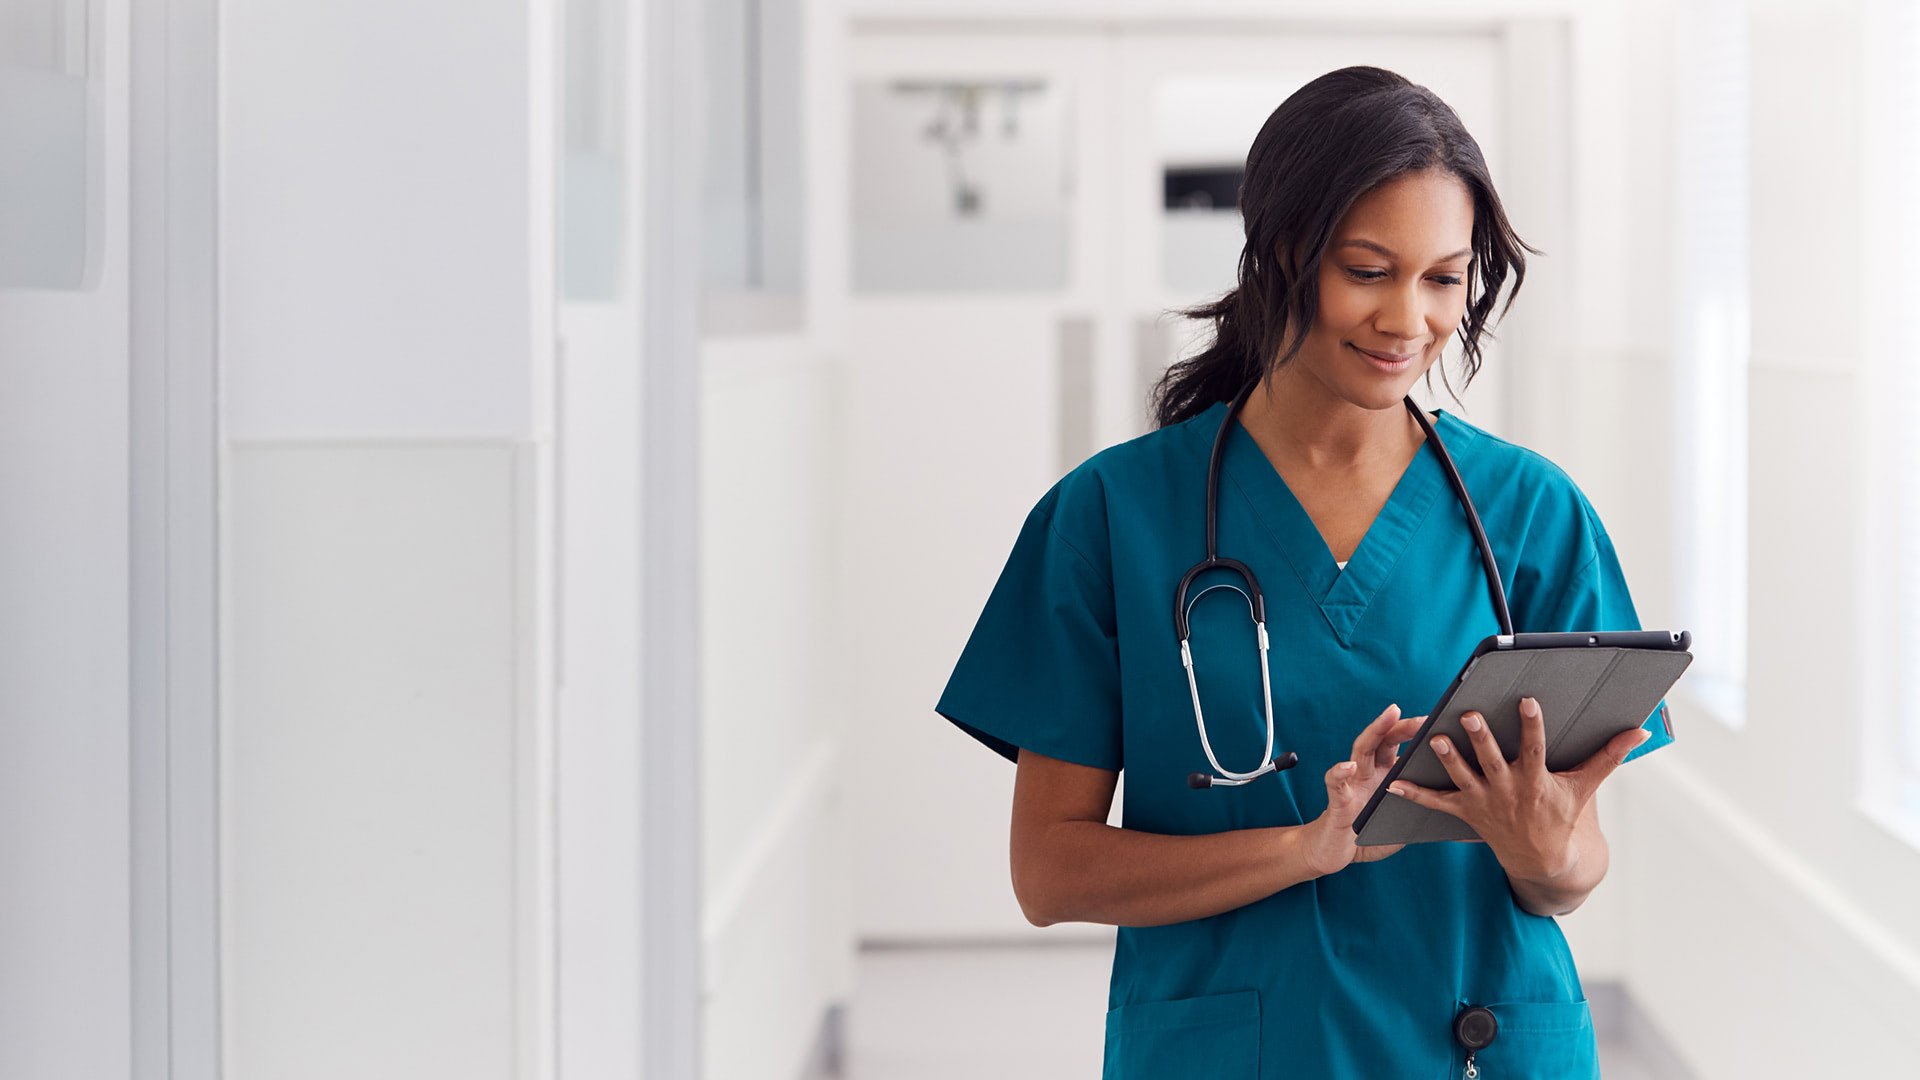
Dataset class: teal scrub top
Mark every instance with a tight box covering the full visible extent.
[934,401,1675,1080]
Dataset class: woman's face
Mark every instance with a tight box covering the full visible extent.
[1292,168,1476,412]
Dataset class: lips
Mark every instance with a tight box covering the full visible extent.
[1355,346,1416,363]
[1353,344,1418,373]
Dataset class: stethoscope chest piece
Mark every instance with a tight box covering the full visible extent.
[1453,1005,1498,1078]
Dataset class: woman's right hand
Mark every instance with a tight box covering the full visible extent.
[1301,704,1429,876]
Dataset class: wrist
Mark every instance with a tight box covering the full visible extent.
[1506,839,1589,917]
[1293,820,1343,879]
[1519,837,1581,885]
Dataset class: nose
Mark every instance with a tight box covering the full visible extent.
[1374,279,1432,344]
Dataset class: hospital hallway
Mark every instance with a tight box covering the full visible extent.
[6,0,1920,1077]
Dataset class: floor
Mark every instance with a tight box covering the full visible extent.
[845,941,1686,1079]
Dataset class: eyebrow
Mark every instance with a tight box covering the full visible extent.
[1337,239,1473,264]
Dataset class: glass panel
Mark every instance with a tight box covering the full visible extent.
[562,0,627,301]
[0,0,82,74]
[705,0,805,298]
[0,0,90,289]
[851,77,1067,293]
[1897,10,1920,774]
[1670,0,1750,725]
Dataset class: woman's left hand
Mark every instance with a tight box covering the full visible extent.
[1386,696,1651,882]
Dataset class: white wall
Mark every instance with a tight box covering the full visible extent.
[700,342,856,1079]
[698,1,860,1076]
[0,0,134,1074]
[223,444,538,1076]
[220,2,548,443]
[219,2,558,1076]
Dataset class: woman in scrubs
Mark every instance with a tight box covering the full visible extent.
[934,66,1674,1078]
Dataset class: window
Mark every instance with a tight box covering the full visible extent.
[562,0,628,302]
[1859,0,1920,846]
[705,0,806,333]
[1669,0,1750,729]
[0,0,93,289]
[849,77,1068,294]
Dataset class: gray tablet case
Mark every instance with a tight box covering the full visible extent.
[1353,638,1691,846]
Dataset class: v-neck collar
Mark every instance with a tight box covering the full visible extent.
[1196,399,1481,646]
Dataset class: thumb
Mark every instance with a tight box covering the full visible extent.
[1324,760,1358,807]
[1571,727,1651,795]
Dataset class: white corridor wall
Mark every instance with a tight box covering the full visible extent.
[218,1,558,1076]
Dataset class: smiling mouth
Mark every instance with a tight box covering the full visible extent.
[1354,345,1418,363]
[1352,344,1420,370]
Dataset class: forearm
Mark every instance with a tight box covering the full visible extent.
[1015,820,1324,928]
[1506,823,1609,917]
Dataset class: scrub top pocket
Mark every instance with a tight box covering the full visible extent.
[1103,990,1261,1080]
[1453,998,1599,1080]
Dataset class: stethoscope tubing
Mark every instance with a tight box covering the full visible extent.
[1176,380,1513,789]
[1179,582,1278,784]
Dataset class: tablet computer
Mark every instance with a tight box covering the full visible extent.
[1352,630,1693,847]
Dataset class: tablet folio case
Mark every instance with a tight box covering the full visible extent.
[1354,647,1691,846]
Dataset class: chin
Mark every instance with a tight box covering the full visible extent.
[1346,382,1414,409]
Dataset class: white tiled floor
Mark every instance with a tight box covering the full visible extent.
[846,942,1679,1079]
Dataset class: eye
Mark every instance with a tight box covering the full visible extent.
[1343,268,1465,287]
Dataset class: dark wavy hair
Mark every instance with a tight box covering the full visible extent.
[1150,65,1539,429]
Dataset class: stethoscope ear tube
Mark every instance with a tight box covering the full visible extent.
[1173,557,1265,641]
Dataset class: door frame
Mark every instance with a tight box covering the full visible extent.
[129,0,224,1075]
[638,0,706,1074]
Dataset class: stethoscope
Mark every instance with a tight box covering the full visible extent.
[1176,380,1515,789]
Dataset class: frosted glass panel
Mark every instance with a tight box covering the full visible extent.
[706,0,805,295]
[0,0,90,289]
[1670,0,1750,724]
[562,0,626,301]
[851,78,1068,292]
[0,0,83,73]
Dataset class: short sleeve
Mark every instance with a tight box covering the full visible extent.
[933,483,1124,772]
[1535,524,1676,765]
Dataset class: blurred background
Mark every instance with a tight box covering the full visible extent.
[1,0,1915,1077]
